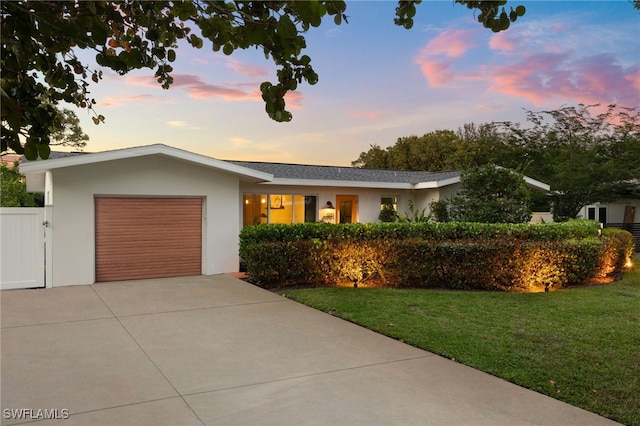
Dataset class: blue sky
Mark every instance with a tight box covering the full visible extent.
[71,1,640,166]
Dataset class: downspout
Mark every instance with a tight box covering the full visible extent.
[44,171,53,288]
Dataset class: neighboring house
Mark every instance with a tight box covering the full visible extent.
[578,201,639,226]
[17,144,550,288]
[578,200,640,251]
[0,153,23,168]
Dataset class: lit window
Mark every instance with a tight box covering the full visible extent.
[242,194,317,226]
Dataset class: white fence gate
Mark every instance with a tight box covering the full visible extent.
[0,208,45,290]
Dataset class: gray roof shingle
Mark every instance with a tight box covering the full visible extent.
[22,147,460,185]
[227,161,460,184]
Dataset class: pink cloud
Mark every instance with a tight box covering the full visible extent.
[172,74,257,100]
[100,94,169,107]
[284,91,304,109]
[626,68,640,92]
[487,53,639,107]
[418,60,454,87]
[489,32,517,54]
[124,75,157,88]
[225,57,269,78]
[125,74,261,101]
[123,73,306,107]
[348,109,382,120]
[414,29,477,87]
[420,29,477,59]
[414,23,640,106]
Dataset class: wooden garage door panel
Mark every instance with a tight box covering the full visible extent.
[95,197,202,282]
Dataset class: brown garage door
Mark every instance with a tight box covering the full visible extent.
[95,197,202,282]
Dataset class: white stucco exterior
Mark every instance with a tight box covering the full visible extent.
[16,144,551,288]
[239,182,444,224]
[578,199,640,224]
[21,147,271,287]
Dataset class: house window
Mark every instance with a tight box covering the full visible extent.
[243,194,268,226]
[381,196,398,211]
[585,205,607,225]
[243,194,317,226]
[598,207,607,225]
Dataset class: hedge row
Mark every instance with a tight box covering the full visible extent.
[239,220,600,244]
[239,221,633,291]
[598,228,636,278]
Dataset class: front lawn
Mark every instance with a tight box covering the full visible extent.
[280,270,640,426]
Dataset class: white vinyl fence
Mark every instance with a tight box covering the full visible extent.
[0,208,45,290]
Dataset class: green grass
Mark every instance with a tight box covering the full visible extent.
[279,270,640,426]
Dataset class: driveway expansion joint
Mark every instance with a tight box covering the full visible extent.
[182,354,437,397]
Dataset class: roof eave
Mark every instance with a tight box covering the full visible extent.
[19,144,273,182]
[414,176,461,189]
[524,176,551,192]
[260,178,415,189]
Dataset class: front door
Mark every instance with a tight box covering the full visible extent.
[336,195,358,223]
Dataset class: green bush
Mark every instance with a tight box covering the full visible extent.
[382,238,603,291]
[239,220,600,246]
[238,221,611,290]
[378,200,398,222]
[597,228,635,278]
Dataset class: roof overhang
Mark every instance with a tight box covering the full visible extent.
[523,176,550,192]
[260,178,416,189]
[413,176,461,189]
[20,144,273,189]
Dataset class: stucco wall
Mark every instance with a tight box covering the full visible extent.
[238,183,442,224]
[49,155,241,286]
[578,200,640,223]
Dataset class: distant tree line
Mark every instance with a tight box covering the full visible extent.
[0,162,43,207]
[354,104,640,221]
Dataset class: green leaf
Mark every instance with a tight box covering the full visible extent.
[92,23,109,45]
[190,34,203,49]
[277,16,297,39]
[146,29,159,41]
[38,144,51,159]
[24,143,38,161]
[168,49,176,62]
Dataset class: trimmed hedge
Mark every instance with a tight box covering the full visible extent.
[239,221,631,291]
[597,228,636,278]
[239,220,600,244]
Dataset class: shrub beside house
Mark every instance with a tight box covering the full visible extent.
[239,221,635,291]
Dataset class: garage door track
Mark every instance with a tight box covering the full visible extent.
[1,275,619,425]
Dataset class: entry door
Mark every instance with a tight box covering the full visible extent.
[336,195,358,223]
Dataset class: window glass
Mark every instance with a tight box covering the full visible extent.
[381,196,398,211]
[243,194,267,226]
[598,207,607,224]
[270,194,292,224]
[243,194,318,226]
[304,196,317,223]
[293,195,306,223]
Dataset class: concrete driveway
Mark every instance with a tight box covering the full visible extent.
[1,275,619,425]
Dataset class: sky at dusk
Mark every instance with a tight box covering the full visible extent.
[69,1,640,166]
